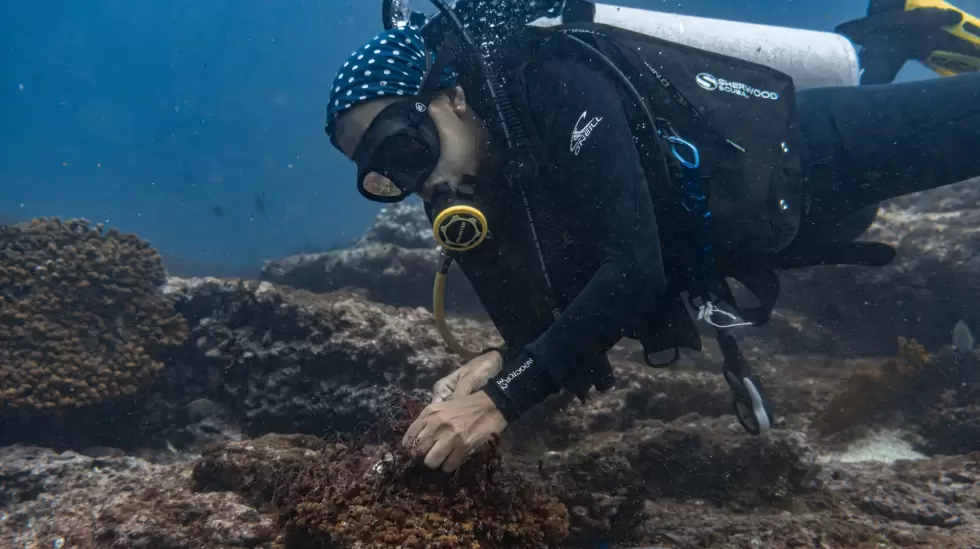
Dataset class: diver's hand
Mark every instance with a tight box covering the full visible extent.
[430,350,503,404]
[402,390,508,472]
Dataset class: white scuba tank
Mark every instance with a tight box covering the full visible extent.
[529,3,861,90]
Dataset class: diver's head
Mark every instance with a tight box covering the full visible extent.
[325,27,490,204]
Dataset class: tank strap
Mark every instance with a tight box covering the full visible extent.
[499,23,774,432]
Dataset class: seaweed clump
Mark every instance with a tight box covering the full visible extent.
[0,218,187,416]
[273,395,569,549]
[817,337,932,435]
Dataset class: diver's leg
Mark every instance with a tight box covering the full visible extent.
[794,71,980,241]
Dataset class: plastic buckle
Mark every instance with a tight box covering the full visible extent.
[723,370,773,436]
[697,301,753,329]
[717,330,773,435]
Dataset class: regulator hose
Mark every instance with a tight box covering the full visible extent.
[433,253,483,360]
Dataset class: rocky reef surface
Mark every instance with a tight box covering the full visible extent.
[259,203,486,316]
[261,179,980,355]
[2,214,980,549]
[777,177,980,354]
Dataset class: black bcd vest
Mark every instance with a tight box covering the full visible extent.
[434,22,897,394]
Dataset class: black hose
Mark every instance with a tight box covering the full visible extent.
[427,0,527,149]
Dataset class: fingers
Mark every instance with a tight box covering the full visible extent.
[431,369,462,404]
[402,392,505,473]
[440,445,469,473]
[401,403,464,471]
[417,425,469,472]
[423,435,455,470]
[449,353,504,398]
[453,372,480,398]
[414,421,440,459]
[403,402,445,455]
[402,410,430,448]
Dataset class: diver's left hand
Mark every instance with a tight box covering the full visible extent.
[402,390,507,472]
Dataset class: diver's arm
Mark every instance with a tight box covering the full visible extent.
[482,60,668,421]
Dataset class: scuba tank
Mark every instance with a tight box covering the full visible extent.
[384,0,861,89]
[529,1,861,89]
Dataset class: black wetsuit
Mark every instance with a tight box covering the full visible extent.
[477,59,980,421]
[795,71,980,244]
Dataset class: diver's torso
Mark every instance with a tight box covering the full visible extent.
[456,28,808,353]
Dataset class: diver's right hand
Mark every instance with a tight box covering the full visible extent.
[431,350,504,404]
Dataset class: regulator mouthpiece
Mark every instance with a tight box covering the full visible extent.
[430,180,488,252]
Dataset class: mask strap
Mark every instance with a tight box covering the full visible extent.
[419,34,459,100]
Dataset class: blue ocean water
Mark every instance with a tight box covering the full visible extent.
[0,0,968,269]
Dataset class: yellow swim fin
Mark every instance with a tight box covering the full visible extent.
[836,0,980,83]
[907,0,980,75]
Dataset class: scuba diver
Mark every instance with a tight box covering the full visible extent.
[324,0,980,474]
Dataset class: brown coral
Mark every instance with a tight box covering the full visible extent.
[817,337,932,435]
[0,217,187,416]
[273,397,568,549]
[194,396,569,549]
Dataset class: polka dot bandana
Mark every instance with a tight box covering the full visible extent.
[324,1,565,139]
[326,28,435,138]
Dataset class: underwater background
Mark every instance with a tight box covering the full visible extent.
[0,0,957,272]
[3,1,980,548]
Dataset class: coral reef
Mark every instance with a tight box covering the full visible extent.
[193,399,570,549]
[263,178,980,355]
[817,336,980,453]
[0,444,277,549]
[817,337,932,435]
[6,429,980,549]
[161,276,501,438]
[4,204,980,548]
[530,417,819,546]
[260,202,485,315]
[776,176,980,353]
[0,218,186,417]
[352,202,434,250]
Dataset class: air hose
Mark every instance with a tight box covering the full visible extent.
[433,253,483,360]
[421,0,549,359]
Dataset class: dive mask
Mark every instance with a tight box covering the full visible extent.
[352,97,489,252]
[352,99,442,203]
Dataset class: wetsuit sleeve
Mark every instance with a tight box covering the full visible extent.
[482,59,668,421]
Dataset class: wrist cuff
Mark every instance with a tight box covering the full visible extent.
[481,346,520,363]
[483,352,559,422]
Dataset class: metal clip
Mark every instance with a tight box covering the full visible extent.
[697,301,752,329]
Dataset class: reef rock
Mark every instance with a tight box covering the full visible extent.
[161,277,500,439]
[816,336,980,454]
[157,276,846,452]
[0,444,278,549]
[262,180,980,356]
[777,177,980,353]
[4,428,980,549]
[352,202,434,250]
[261,203,485,315]
[194,416,570,549]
